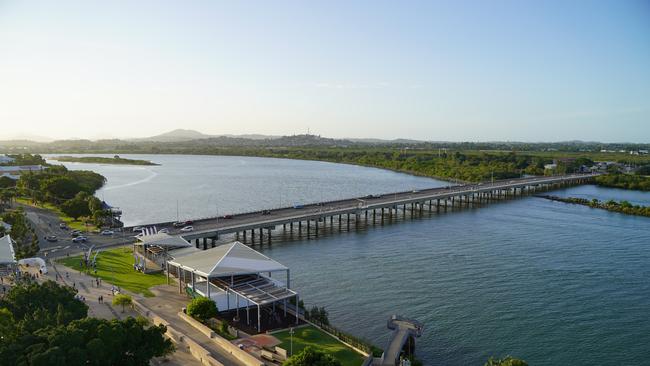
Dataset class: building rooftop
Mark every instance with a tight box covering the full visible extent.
[168,241,288,278]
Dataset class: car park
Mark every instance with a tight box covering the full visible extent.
[180,226,194,232]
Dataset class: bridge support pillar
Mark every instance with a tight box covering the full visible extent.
[202,237,207,250]
[307,220,310,238]
[268,228,272,244]
[243,230,246,243]
[315,220,319,237]
[347,214,350,230]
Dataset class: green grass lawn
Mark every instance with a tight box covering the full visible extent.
[16,197,97,231]
[273,325,366,366]
[58,247,168,297]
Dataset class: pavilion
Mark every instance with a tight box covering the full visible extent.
[133,231,193,271]
[0,234,17,277]
[166,241,298,333]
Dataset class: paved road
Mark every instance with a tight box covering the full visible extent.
[18,203,134,259]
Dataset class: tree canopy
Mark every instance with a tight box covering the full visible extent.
[0,281,173,366]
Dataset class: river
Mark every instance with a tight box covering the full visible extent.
[48,154,650,365]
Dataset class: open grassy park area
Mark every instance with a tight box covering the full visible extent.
[273,325,366,366]
[58,247,168,297]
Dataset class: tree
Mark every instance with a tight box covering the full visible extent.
[0,281,87,331]
[0,316,174,366]
[60,195,91,220]
[112,294,133,313]
[485,356,528,366]
[186,297,218,322]
[284,346,342,366]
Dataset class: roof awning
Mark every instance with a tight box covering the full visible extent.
[136,232,192,248]
[168,241,288,278]
[0,235,16,265]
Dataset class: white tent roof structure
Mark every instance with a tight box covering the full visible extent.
[0,235,16,265]
[136,232,192,248]
[168,241,287,278]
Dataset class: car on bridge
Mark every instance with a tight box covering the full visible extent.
[262,210,271,215]
[173,220,193,228]
[180,226,194,232]
[222,215,233,219]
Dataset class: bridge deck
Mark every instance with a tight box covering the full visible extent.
[132,174,595,241]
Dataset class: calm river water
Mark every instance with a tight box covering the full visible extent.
[49,154,650,365]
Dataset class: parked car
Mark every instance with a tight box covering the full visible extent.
[59,223,68,229]
[100,230,114,236]
[45,235,58,242]
[72,236,87,243]
[180,226,194,232]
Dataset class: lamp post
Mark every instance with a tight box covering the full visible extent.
[289,327,294,356]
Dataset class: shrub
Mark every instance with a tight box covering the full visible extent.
[187,297,218,322]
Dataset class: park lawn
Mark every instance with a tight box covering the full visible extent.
[273,325,366,366]
[16,197,97,231]
[58,247,168,297]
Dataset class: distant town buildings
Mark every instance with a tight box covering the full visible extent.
[0,165,43,180]
[0,155,16,165]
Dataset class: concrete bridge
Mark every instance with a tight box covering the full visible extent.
[131,173,597,248]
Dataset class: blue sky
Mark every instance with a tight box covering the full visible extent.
[0,0,648,142]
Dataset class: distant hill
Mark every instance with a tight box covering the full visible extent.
[131,129,214,142]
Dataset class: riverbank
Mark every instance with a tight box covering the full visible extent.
[51,156,159,166]
[536,194,650,217]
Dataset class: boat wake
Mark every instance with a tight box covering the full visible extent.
[103,169,158,191]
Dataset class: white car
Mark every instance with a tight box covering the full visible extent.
[72,236,88,243]
[180,226,194,232]
[158,228,170,234]
[101,230,114,236]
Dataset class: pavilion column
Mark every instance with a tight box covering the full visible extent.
[258,305,261,332]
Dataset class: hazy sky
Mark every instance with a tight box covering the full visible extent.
[1,1,649,142]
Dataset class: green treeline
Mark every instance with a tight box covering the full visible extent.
[52,155,159,166]
[594,173,650,191]
[206,148,559,182]
[538,195,650,217]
